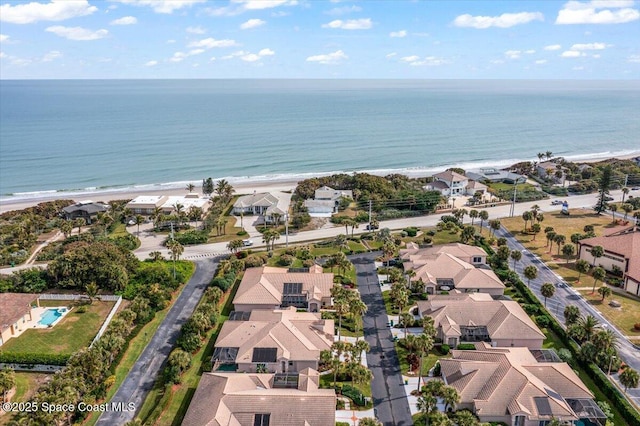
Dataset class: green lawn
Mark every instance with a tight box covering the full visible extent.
[0,372,49,426]
[319,374,372,410]
[0,301,114,356]
[395,342,448,376]
[577,290,640,336]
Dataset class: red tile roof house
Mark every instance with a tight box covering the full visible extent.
[440,343,606,426]
[183,368,336,426]
[577,225,640,296]
[232,265,335,313]
[0,293,40,346]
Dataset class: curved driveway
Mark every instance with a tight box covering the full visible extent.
[96,258,218,425]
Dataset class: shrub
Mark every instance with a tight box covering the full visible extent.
[522,304,540,315]
[404,227,418,237]
[177,332,203,353]
[236,230,248,236]
[456,343,476,350]
[277,254,295,266]
[440,344,450,355]
[342,384,366,406]
[634,323,640,331]
[535,315,551,328]
[245,255,267,268]
[427,230,436,236]
[0,352,70,365]
[173,230,208,245]
[433,362,442,377]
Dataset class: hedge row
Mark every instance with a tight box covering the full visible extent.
[341,384,366,406]
[0,352,70,365]
[496,266,640,425]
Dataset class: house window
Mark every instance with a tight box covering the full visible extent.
[514,416,525,426]
[472,256,482,263]
[254,413,270,426]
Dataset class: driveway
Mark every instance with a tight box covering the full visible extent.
[96,258,219,425]
[495,225,640,408]
[351,252,413,426]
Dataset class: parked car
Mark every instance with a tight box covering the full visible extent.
[366,223,379,230]
[242,239,253,246]
[551,200,563,205]
[631,187,640,191]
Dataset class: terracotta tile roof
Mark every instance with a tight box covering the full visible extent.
[183,369,336,426]
[400,243,487,262]
[0,293,39,331]
[433,170,467,183]
[579,225,640,281]
[440,344,593,421]
[214,308,334,365]
[416,294,544,343]
[233,266,334,308]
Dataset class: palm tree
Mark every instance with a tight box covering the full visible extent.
[562,243,575,264]
[358,418,382,426]
[522,210,532,232]
[332,287,351,341]
[74,217,86,234]
[581,315,601,342]
[188,206,203,228]
[524,265,538,288]
[167,239,184,279]
[415,333,434,391]
[489,219,501,237]
[622,203,633,221]
[85,281,99,304]
[60,220,73,238]
[597,285,612,301]
[416,393,438,419]
[186,183,195,193]
[590,245,604,268]
[531,223,541,240]
[541,282,555,307]
[135,214,144,234]
[610,203,618,222]
[563,305,581,325]
[350,299,368,341]
[227,239,243,254]
[546,231,556,252]
[592,328,617,354]
[575,259,590,283]
[442,385,460,412]
[469,209,478,226]
[620,367,639,392]
[400,312,413,339]
[510,250,522,270]
[621,187,630,204]
[478,210,489,233]
[334,234,350,252]
[591,266,606,294]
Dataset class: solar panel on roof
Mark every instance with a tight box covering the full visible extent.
[252,347,277,363]
[544,387,564,401]
[534,397,553,416]
[283,282,303,294]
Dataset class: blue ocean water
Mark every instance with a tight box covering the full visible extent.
[0,79,638,201]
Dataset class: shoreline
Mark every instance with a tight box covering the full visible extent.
[1,152,638,214]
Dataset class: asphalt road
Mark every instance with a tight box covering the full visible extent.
[351,252,414,426]
[96,258,218,425]
[495,225,640,408]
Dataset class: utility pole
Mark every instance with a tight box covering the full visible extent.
[285,212,289,248]
[624,174,628,188]
[510,179,518,217]
[368,200,372,226]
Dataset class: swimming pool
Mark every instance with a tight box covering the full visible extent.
[38,308,65,326]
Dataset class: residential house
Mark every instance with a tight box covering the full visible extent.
[126,195,168,215]
[577,225,640,296]
[126,194,210,216]
[0,293,40,346]
[211,307,334,373]
[466,168,527,184]
[233,265,335,312]
[304,186,353,217]
[400,243,504,296]
[232,192,288,224]
[61,201,109,224]
[182,368,336,426]
[425,170,488,198]
[416,293,545,349]
[536,161,567,184]
[440,343,605,426]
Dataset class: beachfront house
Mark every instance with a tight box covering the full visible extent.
[232,265,334,312]
[416,293,545,349]
[232,192,288,225]
[126,194,210,216]
[61,201,109,224]
[441,343,606,426]
[400,243,504,296]
[577,225,640,296]
[425,170,488,198]
[466,168,527,184]
[211,307,334,373]
[182,368,336,426]
[304,186,353,217]
[0,293,40,346]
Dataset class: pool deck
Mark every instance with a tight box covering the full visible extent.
[7,306,72,341]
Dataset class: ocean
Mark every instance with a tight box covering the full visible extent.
[1,79,639,201]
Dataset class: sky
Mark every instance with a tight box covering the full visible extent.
[0,0,639,79]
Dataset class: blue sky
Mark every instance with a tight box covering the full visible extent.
[1,0,639,79]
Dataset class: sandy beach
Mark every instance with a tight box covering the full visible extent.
[1,153,637,214]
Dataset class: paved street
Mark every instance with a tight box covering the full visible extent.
[494,225,640,409]
[352,252,414,426]
[96,258,218,425]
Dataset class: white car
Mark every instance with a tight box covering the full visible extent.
[242,239,253,247]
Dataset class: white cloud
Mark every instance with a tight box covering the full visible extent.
[570,42,608,50]
[271,11,290,17]
[110,16,137,25]
[386,52,397,58]
[207,0,296,16]
[167,39,176,44]
[0,34,8,43]
[628,54,640,63]
[525,49,536,54]
[46,26,109,41]
[145,60,158,66]
[505,50,522,59]
[544,44,562,50]
[592,54,601,58]
[0,52,6,59]
[306,49,348,64]
[404,56,450,66]
[186,26,206,34]
[241,53,260,62]
[389,30,407,38]
[561,50,586,57]
[188,48,205,56]
[325,5,362,15]
[221,50,248,60]
[258,48,275,56]
[188,37,238,49]
[453,11,544,29]
[42,50,62,62]
[169,52,187,62]
[0,0,97,24]
[112,0,205,14]
[535,59,548,64]
[322,18,372,30]
[240,18,266,29]
[556,0,639,24]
